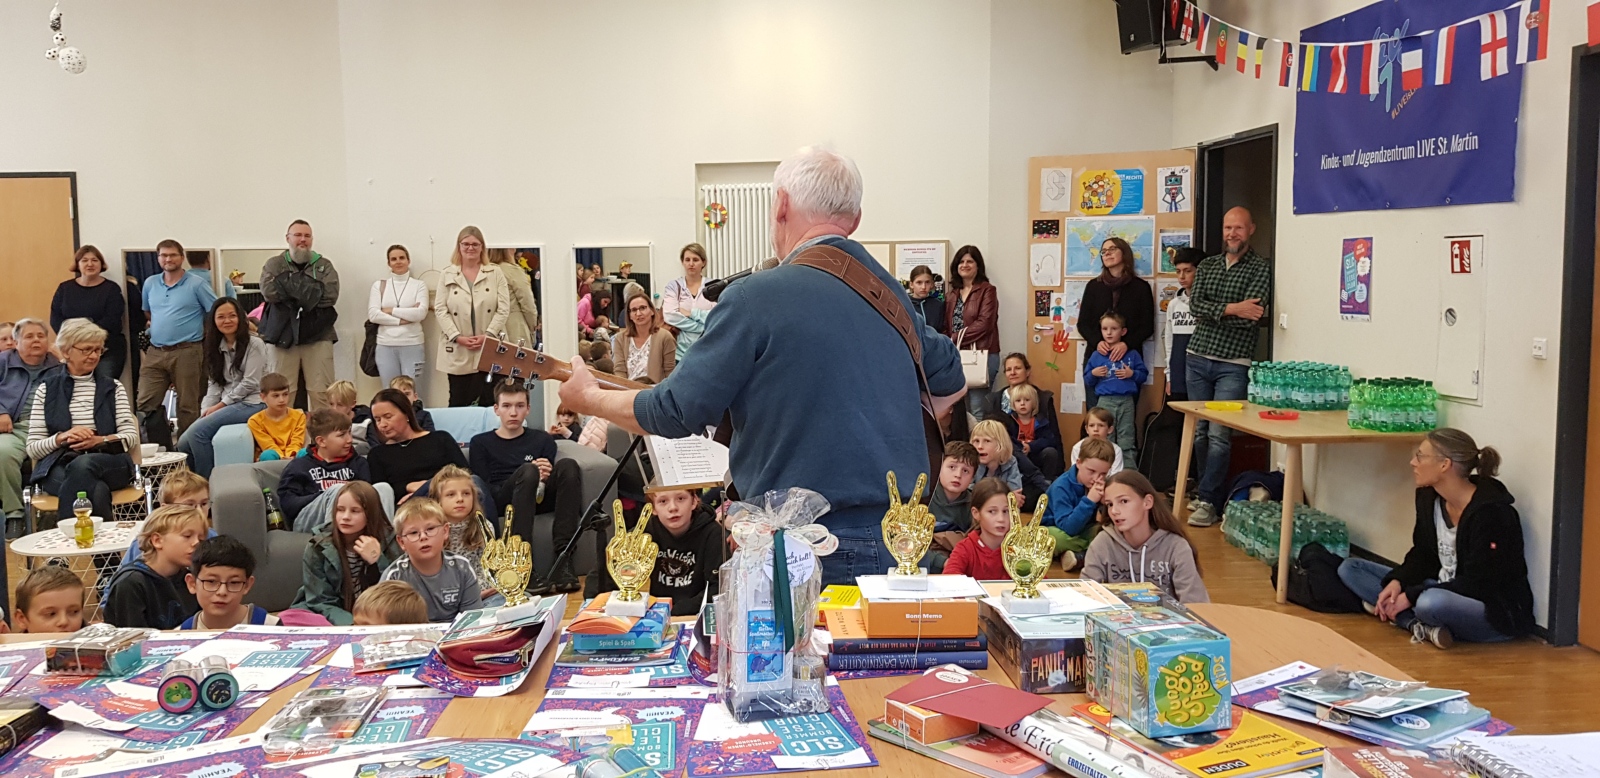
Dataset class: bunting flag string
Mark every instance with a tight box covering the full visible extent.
[1172,0,1552,92]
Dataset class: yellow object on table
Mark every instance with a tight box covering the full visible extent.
[1204,401,1244,411]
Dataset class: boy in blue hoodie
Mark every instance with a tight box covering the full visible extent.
[278,409,371,523]
[1083,311,1147,469]
[1041,437,1117,571]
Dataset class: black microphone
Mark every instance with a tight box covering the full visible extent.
[703,257,780,302]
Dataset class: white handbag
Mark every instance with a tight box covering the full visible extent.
[956,328,990,389]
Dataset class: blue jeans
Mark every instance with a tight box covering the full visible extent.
[1337,558,1511,643]
[967,352,1001,418]
[822,523,892,587]
[1184,353,1249,506]
[177,401,264,478]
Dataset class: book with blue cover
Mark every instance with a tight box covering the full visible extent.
[826,650,989,672]
[1281,694,1490,748]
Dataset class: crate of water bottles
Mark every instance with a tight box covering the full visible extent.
[1346,377,1439,432]
[1222,500,1349,566]
[1246,361,1351,411]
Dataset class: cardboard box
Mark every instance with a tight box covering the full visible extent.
[978,598,1088,695]
[861,598,979,639]
[883,700,980,745]
[1086,607,1231,739]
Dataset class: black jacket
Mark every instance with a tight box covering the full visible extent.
[910,294,946,336]
[102,560,199,630]
[597,506,726,617]
[983,384,1059,440]
[1076,276,1156,354]
[278,449,372,521]
[1384,477,1536,638]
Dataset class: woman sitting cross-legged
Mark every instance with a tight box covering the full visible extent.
[1337,428,1536,648]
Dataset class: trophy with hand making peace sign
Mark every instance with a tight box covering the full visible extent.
[882,471,934,590]
[1001,492,1055,613]
[603,499,660,617]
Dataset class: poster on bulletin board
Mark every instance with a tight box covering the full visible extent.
[1339,237,1374,321]
[1076,169,1145,216]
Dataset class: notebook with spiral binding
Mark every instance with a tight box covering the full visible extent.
[1450,733,1600,778]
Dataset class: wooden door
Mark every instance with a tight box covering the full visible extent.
[0,175,77,324]
[1580,165,1600,649]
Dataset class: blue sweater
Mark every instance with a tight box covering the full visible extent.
[635,235,963,530]
[1043,465,1101,537]
[1083,348,1148,398]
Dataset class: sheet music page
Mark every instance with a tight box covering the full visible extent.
[1465,733,1600,777]
[646,435,729,488]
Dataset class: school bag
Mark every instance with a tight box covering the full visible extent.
[1138,407,1187,493]
[1272,542,1366,614]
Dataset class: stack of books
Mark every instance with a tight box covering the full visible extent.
[1274,671,1489,749]
[557,593,682,669]
[822,608,987,672]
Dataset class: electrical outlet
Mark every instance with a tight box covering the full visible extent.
[1279,313,1290,330]
[1533,338,1548,360]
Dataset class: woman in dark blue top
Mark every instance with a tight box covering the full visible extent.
[50,246,128,382]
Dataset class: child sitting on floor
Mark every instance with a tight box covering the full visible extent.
[278,409,371,523]
[381,497,484,622]
[549,403,583,443]
[944,478,1014,580]
[292,481,399,626]
[1082,471,1208,604]
[181,535,280,629]
[119,469,217,567]
[428,465,495,600]
[1071,407,1125,475]
[353,581,429,626]
[248,372,306,461]
[594,489,725,617]
[12,565,84,633]
[1008,383,1063,480]
[103,505,206,629]
[926,441,980,573]
[971,419,1051,512]
[1042,437,1118,572]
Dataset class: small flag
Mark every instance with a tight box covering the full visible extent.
[1328,44,1349,93]
[1278,41,1295,86]
[1236,30,1250,73]
[1435,24,1458,85]
[1196,12,1211,52]
[1359,41,1380,94]
[1181,3,1196,41]
[1300,44,1321,92]
[1516,0,1549,64]
[1215,21,1231,66]
[1590,1,1600,48]
[1401,35,1425,90]
[1254,35,1268,78]
[1480,10,1510,80]
[1170,0,1183,30]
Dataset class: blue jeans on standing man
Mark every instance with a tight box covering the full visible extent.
[1337,557,1511,643]
[1184,353,1249,507]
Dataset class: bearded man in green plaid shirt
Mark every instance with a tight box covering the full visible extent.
[1185,207,1271,527]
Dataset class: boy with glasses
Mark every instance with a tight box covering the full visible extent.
[381,497,483,622]
[180,535,278,629]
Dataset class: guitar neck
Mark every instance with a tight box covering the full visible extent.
[478,338,648,391]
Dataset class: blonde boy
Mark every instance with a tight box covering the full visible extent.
[103,505,207,629]
[380,498,483,622]
[352,581,429,625]
[119,469,214,566]
[12,566,85,633]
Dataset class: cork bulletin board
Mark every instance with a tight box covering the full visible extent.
[1026,150,1196,447]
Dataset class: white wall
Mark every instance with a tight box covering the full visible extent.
[1171,0,1581,627]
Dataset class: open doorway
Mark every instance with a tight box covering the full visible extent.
[1194,125,1278,361]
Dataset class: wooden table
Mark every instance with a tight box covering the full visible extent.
[1169,401,1425,603]
[5,604,1404,776]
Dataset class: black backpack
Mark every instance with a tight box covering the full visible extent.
[1273,542,1366,614]
[1139,407,1187,493]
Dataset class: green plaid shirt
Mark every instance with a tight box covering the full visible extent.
[1187,248,1272,361]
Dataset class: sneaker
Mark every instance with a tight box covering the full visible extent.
[1187,503,1218,527]
[1410,622,1454,649]
[1058,550,1078,572]
[526,575,556,597]
[4,516,24,541]
[550,562,582,594]
[1362,601,1377,616]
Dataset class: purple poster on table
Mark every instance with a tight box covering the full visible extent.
[1339,237,1374,321]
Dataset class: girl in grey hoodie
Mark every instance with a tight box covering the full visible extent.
[1082,471,1209,604]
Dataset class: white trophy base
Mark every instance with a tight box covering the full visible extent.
[886,567,929,590]
[1002,589,1053,614]
[603,595,650,618]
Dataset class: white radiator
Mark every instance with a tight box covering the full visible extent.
[699,183,774,278]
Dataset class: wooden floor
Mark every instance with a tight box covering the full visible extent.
[12,520,1597,735]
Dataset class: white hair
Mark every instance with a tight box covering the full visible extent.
[12,318,49,339]
[773,146,863,221]
[55,318,106,352]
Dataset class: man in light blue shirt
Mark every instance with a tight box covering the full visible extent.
[186,252,238,299]
[138,239,216,436]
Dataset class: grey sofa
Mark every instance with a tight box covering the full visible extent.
[210,438,618,612]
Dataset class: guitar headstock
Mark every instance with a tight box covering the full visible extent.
[477,337,564,383]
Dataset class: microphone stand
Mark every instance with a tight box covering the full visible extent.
[541,433,645,593]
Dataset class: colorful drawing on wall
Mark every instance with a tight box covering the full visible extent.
[1050,293,1064,324]
[1061,280,1089,332]
[1159,229,1193,274]
[1029,243,1062,287]
[1156,166,1192,213]
[1076,169,1145,216]
[1340,237,1374,322]
[1035,290,1052,317]
[1065,217,1156,277]
[1040,168,1073,212]
[1156,279,1183,314]
[1032,219,1061,240]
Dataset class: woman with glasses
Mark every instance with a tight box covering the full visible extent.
[1075,237,1155,411]
[50,245,128,382]
[1337,429,1536,648]
[0,319,61,536]
[176,298,267,477]
[612,289,677,383]
[24,318,139,524]
[433,226,510,407]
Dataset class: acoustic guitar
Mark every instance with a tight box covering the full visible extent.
[475,337,648,392]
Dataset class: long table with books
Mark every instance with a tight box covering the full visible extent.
[0,602,1410,778]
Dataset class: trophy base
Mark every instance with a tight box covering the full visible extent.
[1001,589,1053,615]
[604,595,649,618]
[886,567,929,591]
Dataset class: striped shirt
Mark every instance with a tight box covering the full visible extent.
[1186,249,1272,362]
[25,374,139,461]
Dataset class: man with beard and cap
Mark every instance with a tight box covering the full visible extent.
[259,220,341,412]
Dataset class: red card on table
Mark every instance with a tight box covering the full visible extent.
[885,668,1050,729]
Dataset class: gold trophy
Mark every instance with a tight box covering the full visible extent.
[1001,493,1054,614]
[603,499,659,617]
[481,508,533,606]
[882,471,934,590]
